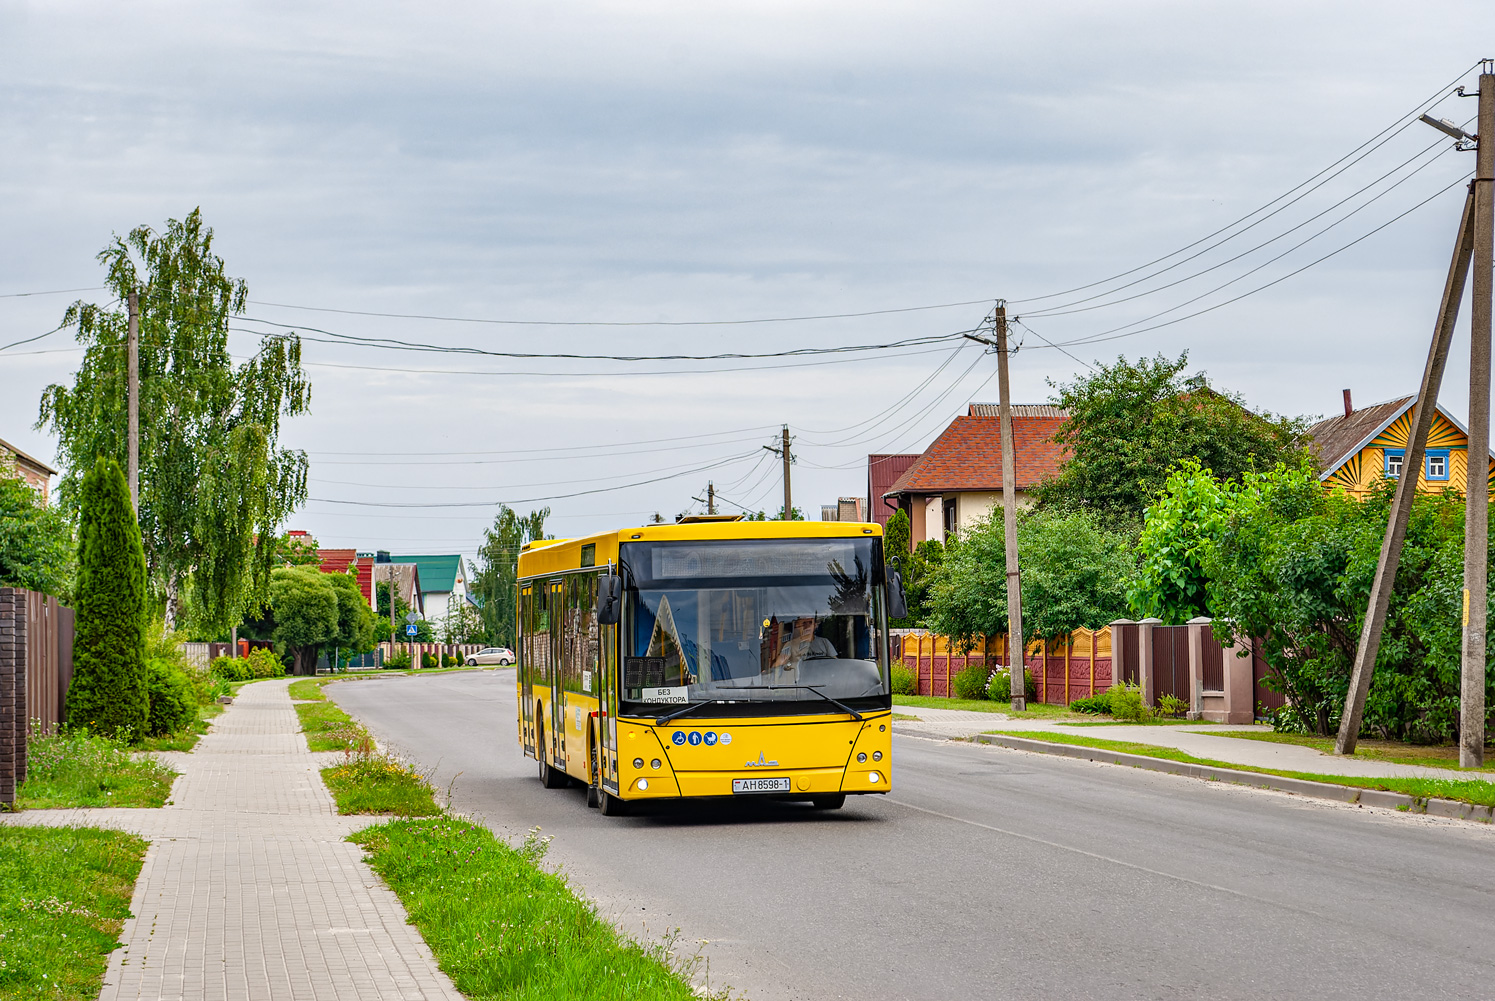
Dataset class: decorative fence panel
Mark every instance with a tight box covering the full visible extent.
[895,628,1112,704]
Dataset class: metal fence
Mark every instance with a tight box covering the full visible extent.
[0,587,74,806]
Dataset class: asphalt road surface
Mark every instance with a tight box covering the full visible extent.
[330,670,1495,1001]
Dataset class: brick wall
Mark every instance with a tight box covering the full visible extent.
[0,588,28,806]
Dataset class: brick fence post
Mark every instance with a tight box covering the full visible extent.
[0,588,26,806]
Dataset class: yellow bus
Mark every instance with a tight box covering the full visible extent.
[515,517,904,815]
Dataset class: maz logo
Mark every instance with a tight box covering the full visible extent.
[744,751,779,767]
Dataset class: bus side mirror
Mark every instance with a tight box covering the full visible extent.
[886,565,908,620]
[596,573,623,625]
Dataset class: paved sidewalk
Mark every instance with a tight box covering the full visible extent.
[1,678,463,1001]
[893,702,1488,781]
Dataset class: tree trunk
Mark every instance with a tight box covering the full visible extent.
[163,575,179,633]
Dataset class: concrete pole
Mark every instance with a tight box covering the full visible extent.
[708,481,716,516]
[781,425,792,520]
[127,289,139,515]
[1461,65,1494,769]
[1336,187,1477,754]
[995,303,1027,712]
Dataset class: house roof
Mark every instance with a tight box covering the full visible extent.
[885,409,1070,496]
[867,453,920,525]
[1306,397,1415,476]
[964,403,1069,418]
[389,554,464,593]
[0,436,58,476]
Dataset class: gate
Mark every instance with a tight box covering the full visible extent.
[1150,625,1190,702]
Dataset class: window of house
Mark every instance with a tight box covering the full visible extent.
[1426,450,1450,481]
[1384,449,1405,478]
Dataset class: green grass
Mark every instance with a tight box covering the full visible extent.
[322,755,441,816]
[287,677,328,701]
[1205,730,1495,772]
[294,699,371,752]
[895,695,1074,716]
[139,702,225,752]
[985,730,1495,809]
[0,826,147,999]
[16,729,177,810]
[349,818,721,1000]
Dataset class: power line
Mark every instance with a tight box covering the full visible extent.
[0,286,105,299]
[309,425,774,458]
[310,449,761,490]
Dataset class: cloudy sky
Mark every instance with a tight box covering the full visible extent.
[3,1,1494,563]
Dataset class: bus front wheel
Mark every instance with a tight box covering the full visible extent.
[599,790,629,816]
[811,794,846,810]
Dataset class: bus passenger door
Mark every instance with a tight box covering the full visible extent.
[548,579,566,772]
[519,585,535,757]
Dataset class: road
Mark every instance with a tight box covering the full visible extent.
[330,670,1495,1001]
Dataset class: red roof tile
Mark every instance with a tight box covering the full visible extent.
[866,453,920,525]
[885,413,1070,495]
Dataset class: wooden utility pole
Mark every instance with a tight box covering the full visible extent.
[994,304,1027,712]
[1336,186,1478,755]
[1461,62,1494,768]
[127,289,140,515]
[707,481,716,515]
[780,425,793,520]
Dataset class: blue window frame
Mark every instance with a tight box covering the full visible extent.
[1426,449,1450,481]
[1384,448,1405,478]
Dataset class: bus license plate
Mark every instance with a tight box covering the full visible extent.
[733,777,791,794]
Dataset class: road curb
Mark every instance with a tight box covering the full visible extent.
[972,733,1495,822]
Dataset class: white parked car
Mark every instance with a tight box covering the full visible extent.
[467,647,516,666]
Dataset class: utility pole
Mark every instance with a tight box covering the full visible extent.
[127,289,139,515]
[781,425,792,520]
[764,427,794,519]
[1336,184,1478,755]
[707,481,716,516]
[964,303,1025,711]
[1461,61,1494,768]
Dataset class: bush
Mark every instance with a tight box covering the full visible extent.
[1069,694,1112,714]
[421,652,439,670]
[890,661,918,695]
[952,664,990,700]
[1155,693,1189,718]
[144,659,197,736]
[1107,682,1146,722]
[209,655,251,682]
[442,654,459,668]
[245,647,285,678]
[385,651,412,670]
[987,667,1037,702]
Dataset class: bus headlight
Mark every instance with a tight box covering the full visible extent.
[637,778,649,791]
[633,757,644,769]
[650,759,661,769]
[868,771,882,784]
[872,751,882,761]
[857,752,867,763]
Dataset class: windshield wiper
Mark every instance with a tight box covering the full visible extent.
[766,684,864,721]
[654,700,727,727]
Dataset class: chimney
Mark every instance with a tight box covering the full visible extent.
[1342,389,1353,418]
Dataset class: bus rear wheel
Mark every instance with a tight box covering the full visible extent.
[537,724,567,789]
[810,794,846,810]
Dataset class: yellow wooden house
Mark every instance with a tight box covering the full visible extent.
[1309,394,1494,497]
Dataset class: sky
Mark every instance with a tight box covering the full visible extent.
[3,1,1494,567]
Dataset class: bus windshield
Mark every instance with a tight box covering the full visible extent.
[619,538,890,706]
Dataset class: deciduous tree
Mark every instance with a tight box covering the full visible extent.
[38,209,310,635]
[0,464,74,599]
[267,566,338,676]
[470,506,550,648]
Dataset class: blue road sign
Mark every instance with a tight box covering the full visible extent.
[405,623,418,636]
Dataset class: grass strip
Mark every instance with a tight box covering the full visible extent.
[17,730,176,810]
[893,695,1197,724]
[287,677,328,701]
[1203,730,1495,773]
[139,702,225,752]
[350,818,717,1000]
[0,826,147,999]
[985,730,1495,808]
[295,699,371,752]
[322,756,441,816]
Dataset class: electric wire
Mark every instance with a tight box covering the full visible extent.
[310,449,760,490]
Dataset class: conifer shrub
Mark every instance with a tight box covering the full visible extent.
[986,667,1038,702]
[64,457,148,740]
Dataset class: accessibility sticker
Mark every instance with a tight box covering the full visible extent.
[719,732,732,745]
[671,731,687,746]
[704,732,718,746]
[687,731,703,746]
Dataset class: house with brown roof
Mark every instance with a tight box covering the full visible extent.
[866,453,920,528]
[0,436,57,505]
[882,404,1069,551]
[1309,391,1493,498]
